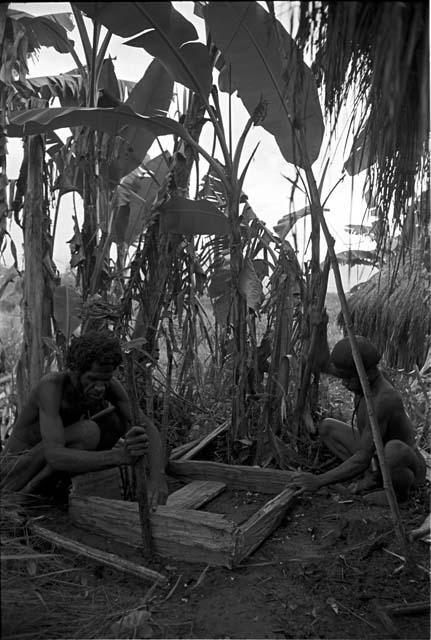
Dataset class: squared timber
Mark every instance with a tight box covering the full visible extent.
[69,460,298,568]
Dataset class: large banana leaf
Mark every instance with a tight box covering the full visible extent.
[6,105,186,140]
[76,2,212,97]
[344,123,377,175]
[336,249,377,267]
[98,57,121,102]
[112,152,171,245]
[74,2,197,41]
[274,206,310,240]
[114,59,174,179]
[24,73,84,106]
[125,31,212,97]
[238,257,263,311]
[159,197,230,236]
[204,2,324,167]
[7,10,75,55]
[53,284,82,339]
[208,261,232,325]
[208,254,265,324]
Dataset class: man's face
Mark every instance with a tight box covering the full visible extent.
[341,374,362,394]
[78,362,116,401]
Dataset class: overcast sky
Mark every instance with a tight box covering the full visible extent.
[5,2,376,292]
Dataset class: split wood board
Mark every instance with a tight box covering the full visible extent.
[70,468,122,499]
[178,422,228,461]
[168,459,295,494]
[69,462,299,568]
[166,480,226,509]
[69,496,239,567]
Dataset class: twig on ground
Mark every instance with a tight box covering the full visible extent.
[336,600,378,630]
[191,564,210,590]
[373,599,400,638]
[157,574,182,604]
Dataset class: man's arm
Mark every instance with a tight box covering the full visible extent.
[291,429,376,492]
[39,381,126,473]
[316,433,374,487]
[107,379,165,472]
[108,378,167,506]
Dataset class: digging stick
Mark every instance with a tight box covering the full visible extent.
[299,137,406,550]
[125,352,153,555]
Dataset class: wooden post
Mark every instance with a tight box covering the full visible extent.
[19,134,53,406]
[125,352,152,555]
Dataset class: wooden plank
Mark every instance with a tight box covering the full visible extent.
[234,487,300,565]
[180,421,228,461]
[70,468,122,499]
[169,436,203,461]
[69,496,238,568]
[4,509,166,583]
[168,460,294,494]
[167,480,226,509]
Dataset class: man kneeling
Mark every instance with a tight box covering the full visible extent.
[292,336,426,503]
[1,331,168,509]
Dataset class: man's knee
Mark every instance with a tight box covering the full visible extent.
[384,439,412,469]
[69,420,100,450]
[384,439,418,501]
[318,419,332,439]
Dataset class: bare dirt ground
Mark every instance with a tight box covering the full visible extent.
[2,375,430,639]
[2,476,429,640]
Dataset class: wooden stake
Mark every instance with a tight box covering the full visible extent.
[125,352,152,555]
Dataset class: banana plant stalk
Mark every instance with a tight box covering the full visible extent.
[293,253,330,439]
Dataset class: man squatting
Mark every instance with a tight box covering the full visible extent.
[1,331,168,508]
[291,325,426,503]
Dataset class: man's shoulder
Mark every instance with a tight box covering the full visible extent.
[36,372,68,396]
[375,378,404,411]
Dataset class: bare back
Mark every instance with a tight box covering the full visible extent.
[355,374,416,446]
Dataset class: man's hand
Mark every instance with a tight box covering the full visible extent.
[291,471,322,493]
[124,426,149,459]
[147,474,169,512]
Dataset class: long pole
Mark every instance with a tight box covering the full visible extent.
[300,145,406,549]
[125,352,153,555]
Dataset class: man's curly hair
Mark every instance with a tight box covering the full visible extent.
[66,330,123,375]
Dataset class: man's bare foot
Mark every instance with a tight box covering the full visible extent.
[362,489,410,508]
[362,490,389,506]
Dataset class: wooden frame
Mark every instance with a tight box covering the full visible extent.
[69,461,298,568]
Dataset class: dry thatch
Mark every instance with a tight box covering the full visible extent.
[0,494,159,640]
[338,258,430,371]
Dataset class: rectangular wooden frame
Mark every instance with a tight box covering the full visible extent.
[69,460,298,568]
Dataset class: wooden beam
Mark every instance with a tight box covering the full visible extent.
[179,421,228,461]
[167,480,226,509]
[168,460,294,494]
[169,436,203,461]
[69,496,238,568]
[70,468,122,499]
[234,487,300,565]
[5,510,166,583]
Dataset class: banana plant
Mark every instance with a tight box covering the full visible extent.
[6,2,326,449]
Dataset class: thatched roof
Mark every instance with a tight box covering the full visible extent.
[338,258,430,370]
